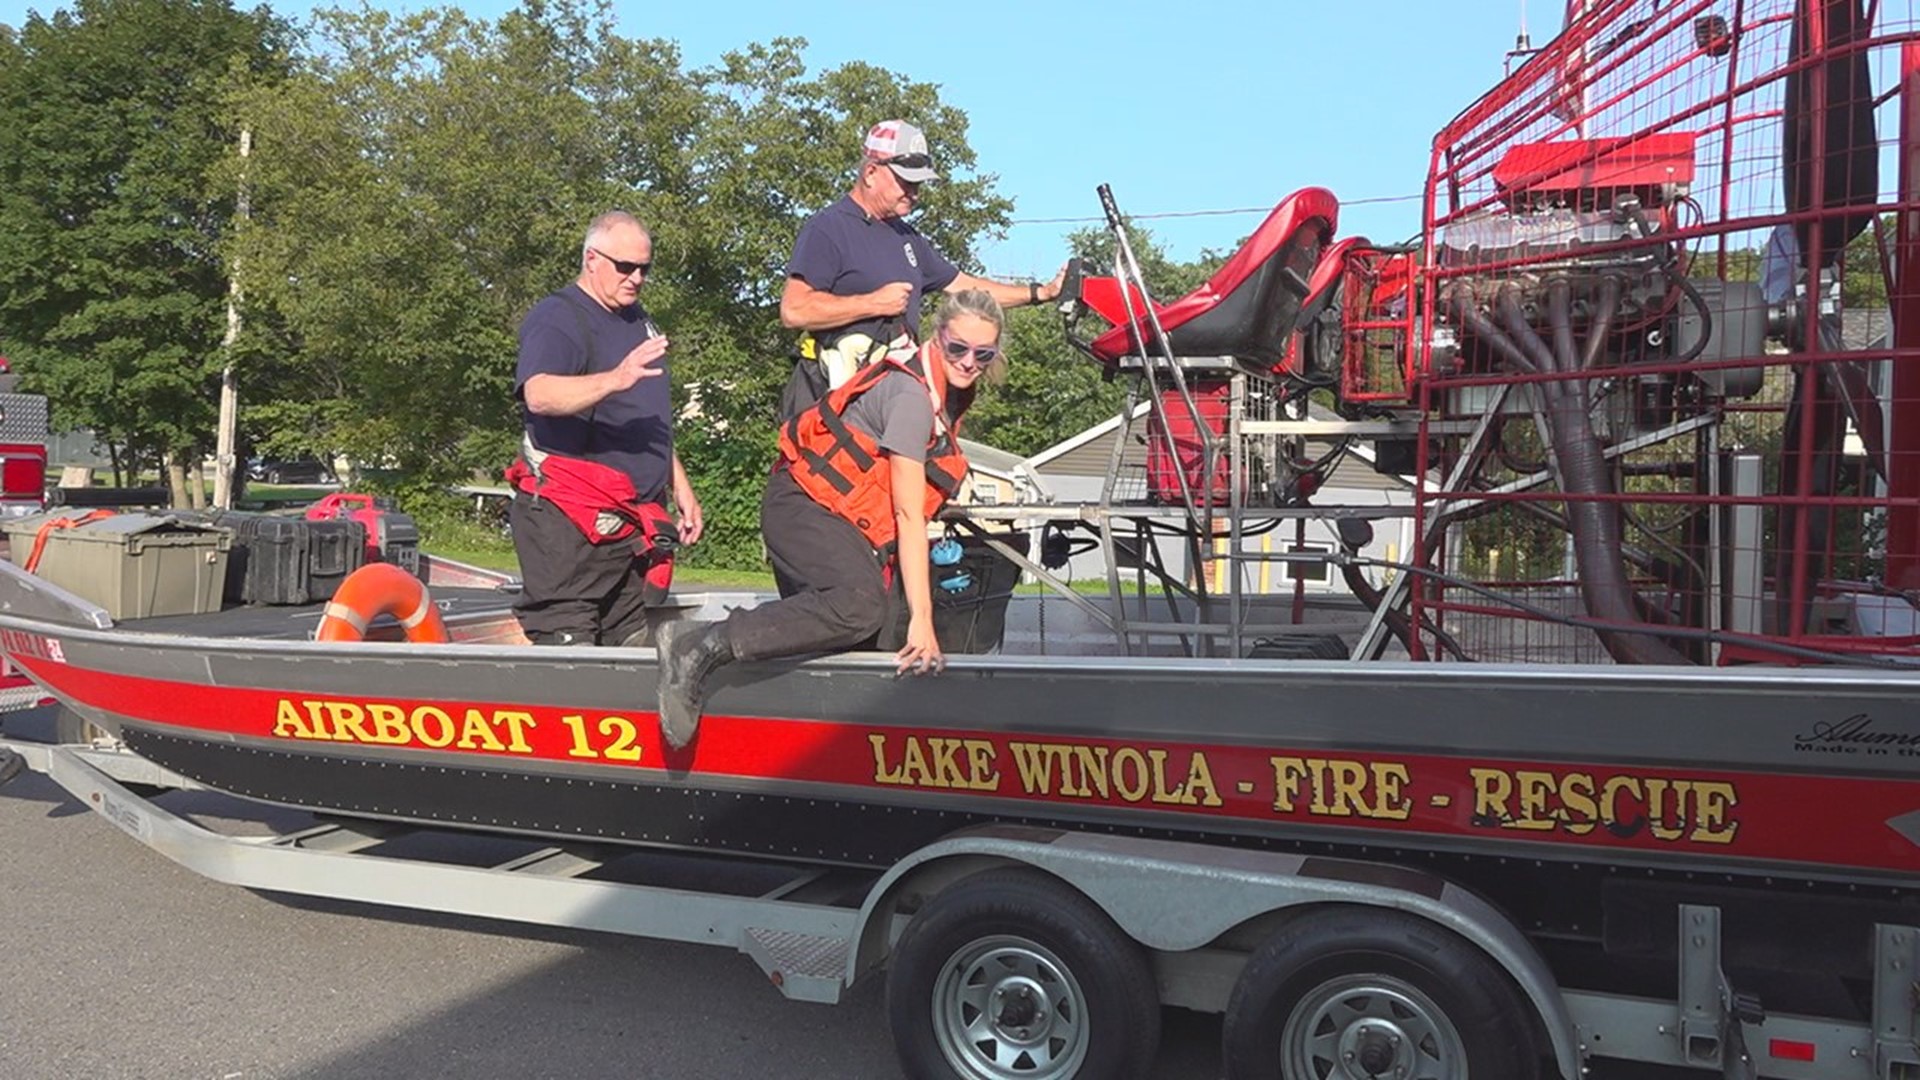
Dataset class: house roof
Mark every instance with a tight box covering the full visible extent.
[1842,308,1890,351]
[1022,406,1141,473]
[959,437,1024,476]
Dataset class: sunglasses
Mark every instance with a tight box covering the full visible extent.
[593,248,651,277]
[876,153,933,170]
[939,333,1000,367]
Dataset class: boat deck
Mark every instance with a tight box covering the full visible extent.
[122,585,521,641]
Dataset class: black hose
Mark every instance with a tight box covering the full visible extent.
[1580,274,1623,371]
[1448,289,1538,375]
[1547,279,1579,379]
[1672,274,1714,363]
[1495,285,1562,377]
[1620,201,1713,363]
[1501,287,1694,666]
[1339,562,1472,661]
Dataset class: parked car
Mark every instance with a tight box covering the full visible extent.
[247,457,333,485]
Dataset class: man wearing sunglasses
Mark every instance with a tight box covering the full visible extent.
[504,210,703,648]
[775,119,1069,420]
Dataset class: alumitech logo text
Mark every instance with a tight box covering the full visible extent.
[1795,714,1920,756]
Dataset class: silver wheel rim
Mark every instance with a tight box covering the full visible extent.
[930,934,1090,1079]
[1281,973,1469,1080]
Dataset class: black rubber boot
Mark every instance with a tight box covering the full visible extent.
[656,619,734,749]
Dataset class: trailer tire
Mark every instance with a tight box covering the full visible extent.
[1222,907,1540,1080]
[886,868,1160,1080]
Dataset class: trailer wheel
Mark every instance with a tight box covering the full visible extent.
[1222,907,1540,1080]
[887,868,1160,1080]
[56,707,166,797]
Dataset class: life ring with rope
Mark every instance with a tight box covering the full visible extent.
[315,562,449,644]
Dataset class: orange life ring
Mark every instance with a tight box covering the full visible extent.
[316,563,450,644]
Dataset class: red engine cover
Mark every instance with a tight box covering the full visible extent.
[1492,132,1698,208]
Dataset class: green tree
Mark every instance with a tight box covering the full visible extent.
[1720,215,1891,309]
[0,0,291,485]
[222,4,1019,567]
[219,1,620,493]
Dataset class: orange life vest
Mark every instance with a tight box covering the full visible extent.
[779,341,968,555]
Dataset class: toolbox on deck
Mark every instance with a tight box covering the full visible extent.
[305,493,421,578]
[179,509,367,605]
[2,512,230,619]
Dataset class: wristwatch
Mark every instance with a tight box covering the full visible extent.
[1028,281,1041,305]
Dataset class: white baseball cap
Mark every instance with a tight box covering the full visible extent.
[863,120,939,183]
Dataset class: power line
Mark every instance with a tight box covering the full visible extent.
[1008,192,1424,227]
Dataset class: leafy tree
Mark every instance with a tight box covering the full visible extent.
[218,2,619,489]
[221,3,1019,567]
[0,0,291,485]
[1718,213,1891,309]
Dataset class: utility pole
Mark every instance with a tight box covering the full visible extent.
[213,127,250,510]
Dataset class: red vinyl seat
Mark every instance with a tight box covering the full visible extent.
[1083,188,1341,373]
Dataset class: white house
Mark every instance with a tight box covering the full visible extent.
[1019,403,1417,594]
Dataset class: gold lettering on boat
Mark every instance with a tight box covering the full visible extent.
[1267,757,1412,820]
[869,734,1000,791]
[272,697,542,757]
[1469,766,1739,844]
[874,737,1225,807]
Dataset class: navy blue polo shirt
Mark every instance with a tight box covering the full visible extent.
[787,196,960,341]
[515,284,672,500]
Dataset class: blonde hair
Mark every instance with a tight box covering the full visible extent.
[934,289,1007,385]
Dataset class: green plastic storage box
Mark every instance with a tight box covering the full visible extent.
[4,512,231,620]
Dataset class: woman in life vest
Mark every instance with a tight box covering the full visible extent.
[655,290,1004,747]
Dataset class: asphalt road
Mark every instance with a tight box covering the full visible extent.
[0,708,1695,1080]
[0,708,1227,1080]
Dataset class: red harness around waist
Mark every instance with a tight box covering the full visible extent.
[779,345,968,555]
[504,453,674,549]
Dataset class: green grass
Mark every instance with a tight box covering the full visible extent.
[674,566,777,589]
[235,484,336,509]
[428,544,518,572]
[421,523,778,590]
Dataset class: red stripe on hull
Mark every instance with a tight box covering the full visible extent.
[20,654,1920,876]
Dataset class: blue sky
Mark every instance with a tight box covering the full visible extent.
[2,0,1567,279]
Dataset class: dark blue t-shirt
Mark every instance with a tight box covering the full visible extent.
[515,284,672,500]
[786,196,960,342]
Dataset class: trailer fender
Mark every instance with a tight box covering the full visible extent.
[850,825,1580,1080]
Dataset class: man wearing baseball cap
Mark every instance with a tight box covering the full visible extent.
[776,119,1067,418]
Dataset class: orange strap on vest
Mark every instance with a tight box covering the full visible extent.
[779,346,968,555]
[316,563,450,644]
[23,509,116,574]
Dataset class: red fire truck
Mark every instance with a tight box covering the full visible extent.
[0,366,56,714]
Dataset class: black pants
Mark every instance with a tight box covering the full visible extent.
[511,493,662,646]
[726,469,894,662]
